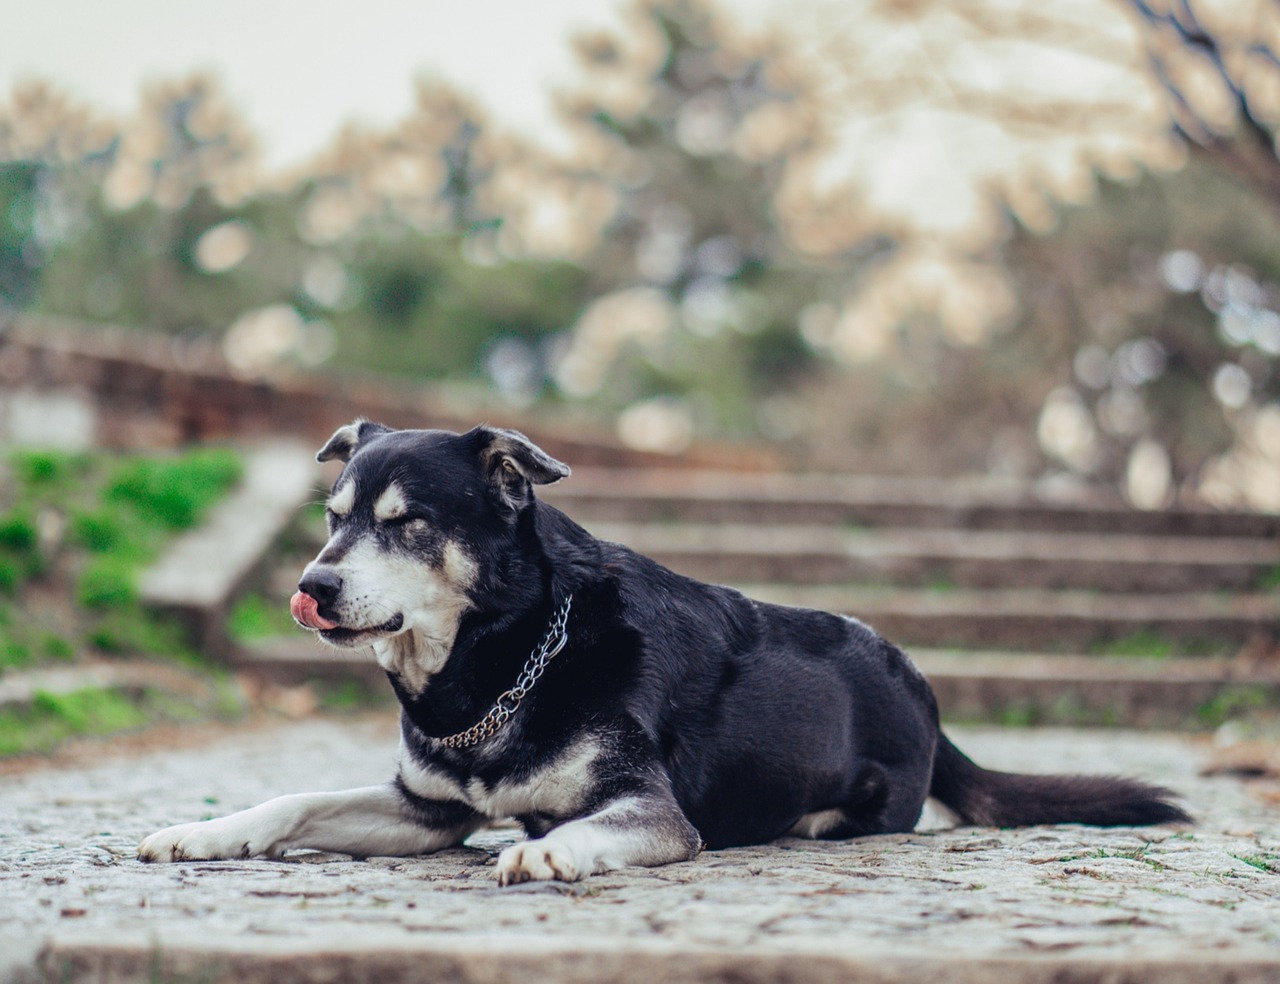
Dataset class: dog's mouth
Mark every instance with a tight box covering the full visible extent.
[290,592,404,641]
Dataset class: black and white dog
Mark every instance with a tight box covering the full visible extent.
[139,423,1190,883]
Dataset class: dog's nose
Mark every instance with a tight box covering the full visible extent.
[298,569,343,609]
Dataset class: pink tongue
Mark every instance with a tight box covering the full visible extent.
[291,591,339,631]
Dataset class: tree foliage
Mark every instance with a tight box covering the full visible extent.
[1,0,1279,505]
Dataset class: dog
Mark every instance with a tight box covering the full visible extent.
[139,422,1190,884]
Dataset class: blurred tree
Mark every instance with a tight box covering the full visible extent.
[2,75,588,388]
[301,80,504,238]
[997,155,1280,509]
[0,162,40,313]
[295,79,590,386]
[792,0,1280,506]
[3,0,1279,504]
[1128,0,1280,205]
[0,84,117,317]
[547,0,892,441]
[8,76,289,333]
[988,0,1280,507]
[325,225,587,383]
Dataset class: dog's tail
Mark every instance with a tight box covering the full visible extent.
[929,730,1192,828]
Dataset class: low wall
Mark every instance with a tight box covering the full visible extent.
[0,315,779,471]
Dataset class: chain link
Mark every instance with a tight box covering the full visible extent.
[438,595,573,750]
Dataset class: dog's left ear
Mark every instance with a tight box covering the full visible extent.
[316,419,393,464]
[472,426,570,511]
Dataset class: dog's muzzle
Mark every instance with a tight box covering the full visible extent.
[290,591,405,637]
[291,591,339,631]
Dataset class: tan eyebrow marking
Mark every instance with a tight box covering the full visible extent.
[373,483,408,522]
[328,480,355,517]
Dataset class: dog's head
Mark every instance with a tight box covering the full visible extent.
[291,422,570,657]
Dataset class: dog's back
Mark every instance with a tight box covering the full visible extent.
[579,505,1191,842]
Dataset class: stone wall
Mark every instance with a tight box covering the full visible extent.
[0,315,778,470]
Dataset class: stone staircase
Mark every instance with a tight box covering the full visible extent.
[234,462,1280,729]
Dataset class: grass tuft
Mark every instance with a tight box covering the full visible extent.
[104,449,242,531]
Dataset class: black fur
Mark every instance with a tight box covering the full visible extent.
[330,425,1191,857]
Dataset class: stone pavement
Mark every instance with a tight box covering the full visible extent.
[1,717,1278,983]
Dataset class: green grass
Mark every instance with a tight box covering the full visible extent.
[68,510,125,553]
[0,557,19,594]
[1,640,31,669]
[0,513,37,552]
[11,449,92,487]
[104,449,242,531]
[1091,631,1176,659]
[1198,685,1275,728]
[76,557,139,610]
[0,509,42,593]
[0,605,76,670]
[0,686,150,756]
[42,633,76,660]
[0,684,239,757]
[0,446,243,670]
[1055,845,1169,872]
[315,676,393,713]
[228,593,297,642]
[1231,854,1277,874]
[0,446,253,754]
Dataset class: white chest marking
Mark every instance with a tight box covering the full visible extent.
[399,738,602,820]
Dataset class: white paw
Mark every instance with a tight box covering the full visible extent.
[495,839,581,886]
[137,818,279,863]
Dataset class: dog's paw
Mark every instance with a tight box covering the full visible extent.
[137,818,277,863]
[495,839,581,885]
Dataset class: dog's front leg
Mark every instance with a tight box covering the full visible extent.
[496,794,701,885]
[138,784,483,862]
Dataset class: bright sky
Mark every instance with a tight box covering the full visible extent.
[1,0,1161,240]
[0,0,774,168]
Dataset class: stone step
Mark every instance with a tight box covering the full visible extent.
[742,585,1278,651]
[544,468,1280,538]
[233,636,386,687]
[0,659,220,712]
[139,440,322,659]
[27,939,1280,984]
[230,637,1280,730]
[579,522,1280,593]
[912,650,1280,729]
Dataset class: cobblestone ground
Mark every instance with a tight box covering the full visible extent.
[1,716,1278,983]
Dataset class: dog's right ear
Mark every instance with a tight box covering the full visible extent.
[316,419,393,464]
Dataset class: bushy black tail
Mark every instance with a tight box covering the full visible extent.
[930,731,1192,828]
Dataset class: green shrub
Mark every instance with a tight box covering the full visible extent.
[85,624,125,653]
[1,640,31,669]
[87,609,194,662]
[1092,631,1175,659]
[69,510,124,553]
[0,558,18,595]
[42,634,75,660]
[0,685,217,756]
[228,593,295,641]
[33,687,150,733]
[12,450,75,485]
[76,557,137,609]
[105,449,242,530]
[18,687,147,743]
[0,513,37,553]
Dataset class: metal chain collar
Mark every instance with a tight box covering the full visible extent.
[438,595,574,750]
